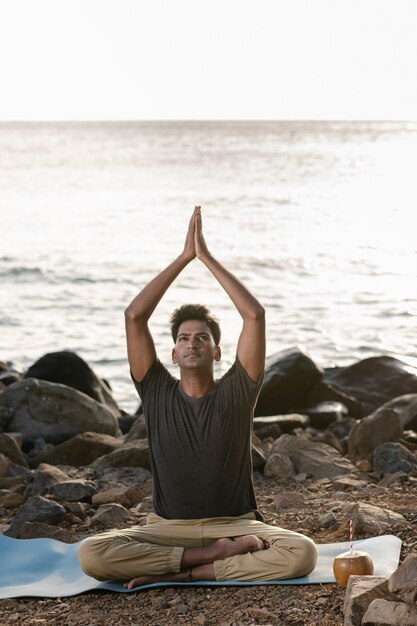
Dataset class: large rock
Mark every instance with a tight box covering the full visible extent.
[0,378,121,445]
[324,356,417,416]
[25,351,120,417]
[374,442,417,475]
[32,431,123,467]
[255,348,323,416]
[344,576,392,626]
[348,407,403,463]
[362,598,417,625]
[92,503,130,525]
[269,434,357,479]
[92,485,144,508]
[5,495,66,538]
[343,502,407,537]
[91,439,150,471]
[378,394,417,430]
[388,551,417,604]
[48,479,99,502]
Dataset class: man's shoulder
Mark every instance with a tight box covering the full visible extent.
[218,357,260,382]
[133,359,178,396]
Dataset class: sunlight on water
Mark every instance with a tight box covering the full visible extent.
[1,121,417,411]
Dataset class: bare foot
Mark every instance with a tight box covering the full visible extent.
[212,535,268,560]
[123,535,268,589]
[123,569,191,589]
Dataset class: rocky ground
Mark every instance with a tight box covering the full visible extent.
[0,472,416,626]
[2,349,417,625]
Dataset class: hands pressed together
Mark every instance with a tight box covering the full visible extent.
[183,205,210,262]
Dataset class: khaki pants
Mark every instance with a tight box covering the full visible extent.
[77,513,317,583]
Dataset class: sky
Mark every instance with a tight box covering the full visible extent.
[0,0,416,120]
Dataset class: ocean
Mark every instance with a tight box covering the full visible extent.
[1,121,417,412]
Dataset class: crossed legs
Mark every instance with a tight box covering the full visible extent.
[77,513,317,588]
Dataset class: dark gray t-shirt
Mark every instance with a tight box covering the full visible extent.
[133,358,263,520]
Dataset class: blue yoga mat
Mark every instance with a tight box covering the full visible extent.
[0,534,402,599]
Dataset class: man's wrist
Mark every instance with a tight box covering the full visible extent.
[180,250,195,264]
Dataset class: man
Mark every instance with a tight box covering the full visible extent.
[78,206,317,588]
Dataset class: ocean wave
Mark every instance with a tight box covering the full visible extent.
[377,309,414,318]
[0,266,43,279]
[0,265,126,285]
[0,317,22,326]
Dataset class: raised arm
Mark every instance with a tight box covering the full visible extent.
[194,208,265,382]
[125,209,197,381]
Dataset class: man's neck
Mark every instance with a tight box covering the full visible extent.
[179,369,215,398]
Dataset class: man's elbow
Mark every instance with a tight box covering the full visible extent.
[249,304,265,322]
[124,305,143,322]
[124,305,134,320]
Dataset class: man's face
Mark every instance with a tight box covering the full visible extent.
[172,319,221,370]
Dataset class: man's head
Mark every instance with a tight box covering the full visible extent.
[170,304,221,345]
[170,304,221,370]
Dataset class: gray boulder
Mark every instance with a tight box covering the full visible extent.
[255,348,323,416]
[362,598,417,625]
[388,551,417,605]
[378,394,417,430]
[342,502,407,537]
[24,351,120,417]
[324,356,417,416]
[348,407,403,463]
[0,378,121,445]
[91,439,150,471]
[270,434,357,479]
[92,503,130,525]
[343,576,396,626]
[92,485,144,508]
[32,431,123,467]
[5,495,66,538]
[48,479,99,502]
[374,442,417,475]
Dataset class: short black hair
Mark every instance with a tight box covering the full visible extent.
[170,304,221,345]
